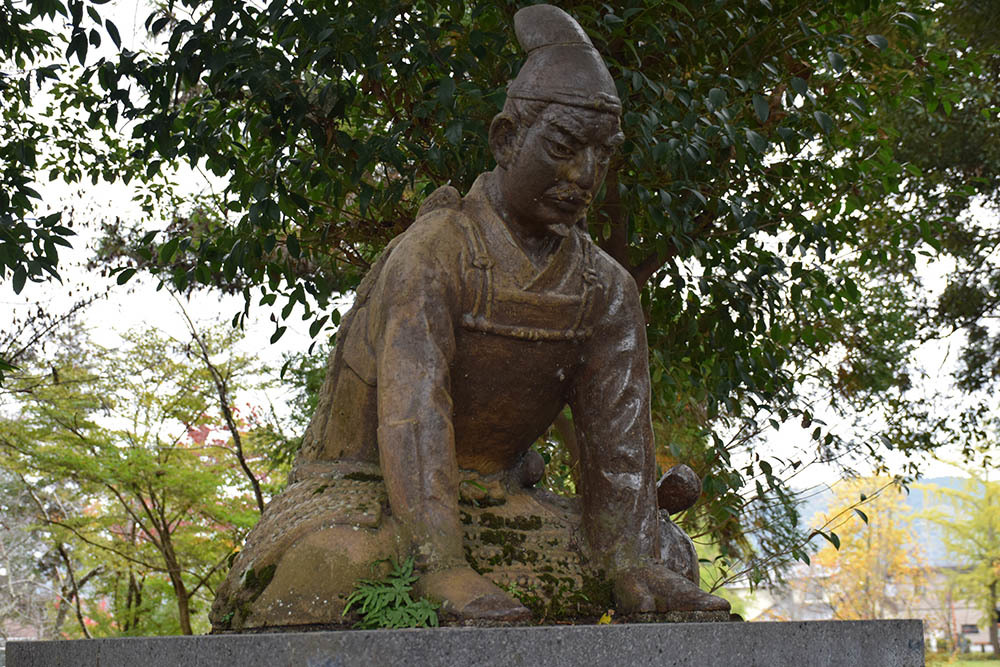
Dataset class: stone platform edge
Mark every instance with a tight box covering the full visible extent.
[8,619,924,667]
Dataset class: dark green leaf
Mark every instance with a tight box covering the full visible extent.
[12,268,27,294]
[866,34,888,50]
[813,110,834,134]
[106,19,121,48]
[746,129,768,153]
[708,87,726,109]
[437,77,456,106]
[444,120,463,145]
[752,94,769,123]
[827,51,845,72]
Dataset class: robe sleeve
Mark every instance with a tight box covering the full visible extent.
[369,217,468,566]
[567,259,660,571]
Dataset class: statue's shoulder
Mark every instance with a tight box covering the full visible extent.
[365,186,479,286]
[416,184,463,218]
[395,184,481,251]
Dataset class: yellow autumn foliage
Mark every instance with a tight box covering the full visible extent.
[812,477,930,620]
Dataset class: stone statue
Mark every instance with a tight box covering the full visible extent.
[211,4,729,630]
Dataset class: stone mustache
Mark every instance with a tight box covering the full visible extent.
[211,4,730,630]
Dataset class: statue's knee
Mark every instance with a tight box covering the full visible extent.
[240,521,402,628]
[659,515,699,584]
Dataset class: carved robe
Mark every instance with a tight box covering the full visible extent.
[294,171,661,571]
[208,173,703,631]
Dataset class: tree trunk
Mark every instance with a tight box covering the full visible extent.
[52,573,68,636]
[56,543,91,638]
[989,579,999,656]
[946,588,956,655]
[160,535,193,634]
[174,583,192,635]
[166,565,193,635]
[124,570,142,632]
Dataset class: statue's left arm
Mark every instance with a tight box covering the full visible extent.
[567,253,731,614]
[567,259,660,571]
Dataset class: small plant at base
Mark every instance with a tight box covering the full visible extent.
[343,556,440,629]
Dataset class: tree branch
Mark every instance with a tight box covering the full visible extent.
[172,294,266,513]
[55,543,92,639]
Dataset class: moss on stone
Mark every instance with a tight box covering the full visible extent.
[579,571,614,611]
[343,471,383,483]
[507,514,543,531]
[236,562,278,622]
[464,546,494,574]
[479,528,525,547]
[479,512,542,531]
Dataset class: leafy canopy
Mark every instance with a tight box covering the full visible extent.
[3,0,995,581]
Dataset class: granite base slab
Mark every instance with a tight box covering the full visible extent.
[8,619,924,667]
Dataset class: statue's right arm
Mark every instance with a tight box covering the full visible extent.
[367,217,469,565]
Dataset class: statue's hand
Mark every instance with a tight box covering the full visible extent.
[611,562,731,614]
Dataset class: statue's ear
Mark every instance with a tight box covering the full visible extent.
[489,113,519,169]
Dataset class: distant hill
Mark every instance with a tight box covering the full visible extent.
[797,476,969,567]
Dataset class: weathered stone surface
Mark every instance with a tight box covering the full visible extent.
[657,464,703,515]
[8,620,925,667]
[211,467,703,630]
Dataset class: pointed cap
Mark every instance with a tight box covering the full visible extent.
[507,5,621,114]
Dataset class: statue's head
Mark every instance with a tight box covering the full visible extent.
[489,5,624,235]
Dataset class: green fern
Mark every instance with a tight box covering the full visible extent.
[343,556,440,629]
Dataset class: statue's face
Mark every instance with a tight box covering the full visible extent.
[498,104,623,234]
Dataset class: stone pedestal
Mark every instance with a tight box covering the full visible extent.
[8,620,924,666]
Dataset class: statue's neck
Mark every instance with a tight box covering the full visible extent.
[484,169,566,268]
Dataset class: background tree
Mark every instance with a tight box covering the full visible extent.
[0,468,92,640]
[923,472,1000,655]
[0,0,129,333]
[811,478,929,620]
[0,320,287,635]
[849,0,1000,468]
[94,0,990,574]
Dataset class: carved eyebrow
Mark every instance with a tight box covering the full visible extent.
[546,114,623,150]
[547,116,586,144]
[548,113,583,140]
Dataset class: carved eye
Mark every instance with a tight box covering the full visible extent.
[546,138,575,160]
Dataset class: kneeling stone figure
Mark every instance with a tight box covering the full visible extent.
[211,4,729,630]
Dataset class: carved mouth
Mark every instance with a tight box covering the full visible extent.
[546,193,589,211]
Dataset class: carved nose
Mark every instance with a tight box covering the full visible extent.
[568,146,597,189]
